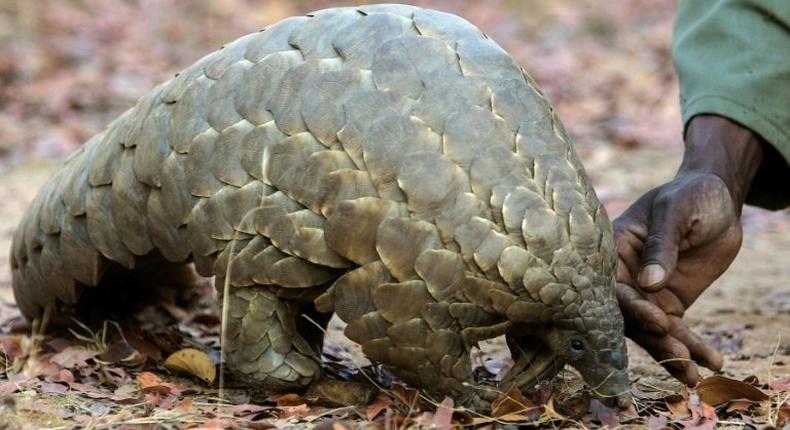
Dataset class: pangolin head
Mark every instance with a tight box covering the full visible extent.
[539,280,631,409]
[504,200,631,409]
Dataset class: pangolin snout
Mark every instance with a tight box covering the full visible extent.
[592,367,632,410]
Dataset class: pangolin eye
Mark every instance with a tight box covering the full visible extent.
[570,339,585,352]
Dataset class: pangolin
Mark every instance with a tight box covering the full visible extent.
[10,4,631,410]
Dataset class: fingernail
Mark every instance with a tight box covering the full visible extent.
[639,264,666,288]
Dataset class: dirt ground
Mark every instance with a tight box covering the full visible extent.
[0,1,788,428]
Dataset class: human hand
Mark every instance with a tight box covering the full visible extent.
[613,115,764,385]
[614,172,737,384]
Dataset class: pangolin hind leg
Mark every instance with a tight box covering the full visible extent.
[222,284,325,391]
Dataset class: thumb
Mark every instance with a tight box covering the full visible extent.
[638,198,684,292]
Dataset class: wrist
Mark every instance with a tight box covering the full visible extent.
[678,115,764,211]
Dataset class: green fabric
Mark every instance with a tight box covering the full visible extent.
[673,0,790,209]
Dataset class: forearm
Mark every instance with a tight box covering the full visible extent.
[678,115,765,212]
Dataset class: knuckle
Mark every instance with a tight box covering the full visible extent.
[642,234,671,254]
[652,191,677,211]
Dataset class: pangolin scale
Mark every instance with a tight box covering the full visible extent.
[10,4,630,409]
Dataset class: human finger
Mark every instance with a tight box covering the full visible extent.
[625,328,699,386]
[616,283,670,336]
[667,316,723,372]
[638,196,685,292]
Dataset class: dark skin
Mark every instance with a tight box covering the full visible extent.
[614,115,765,385]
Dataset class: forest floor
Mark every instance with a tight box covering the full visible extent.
[0,1,788,428]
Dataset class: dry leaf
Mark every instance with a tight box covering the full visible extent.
[97,340,138,364]
[391,384,421,410]
[778,403,790,427]
[665,394,691,419]
[366,393,393,421]
[190,418,233,430]
[632,386,663,400]
[164,348,216,384]
[274,393,311,406]
[685,393,717,430]
[278,403,311,420]
[646,414,668,430]
[50,346,99,368]
[725,399,755,412]
[697,375,768,405]
[136,371,171,395]
[589,399,619,428]
[40,381,69,394]
[554,391,590,420]
[175,398,194,413]
[159,395,176,410]
[491,385,537,417]
[145,391,162,407]
[426,397,454,430]
[769,376,790,392]
[494,413,535,422]
[231,403,269,416]
[0,381,21,395]
[0,336,25,359]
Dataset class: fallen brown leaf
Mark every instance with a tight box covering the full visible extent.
[273,393,314,407]
[778,403,790,427]
[164,348,216,384]
[588,399,619,429]
[725,399,756,412]
[231,403,269,416]
[97,340,138,364]
[125,332,162,361]
[136,371,165,391]
[554,391,590,420]
[0,336,24,359]
[769,376,790,392]
[685,393,717,430]
[159,394,177,410]
[646,414,668,430]
[50,346,98,368]
[423,397,454,430]
[697,375,768,406]
[70,381,112,399]
[277,403,312,420]
[493,413,535,423]
[40,381,69,394]
[45,338,74,353]
[134,371,186,396]
[175,398,194,413]
[391,383,421,411]
[366,392,393,421]
[145,391,161,407]
[665,394,691,420]
[191,417,234,430]
[491,385,538,417]
[0,381,21,395]
[50,368,74,384]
